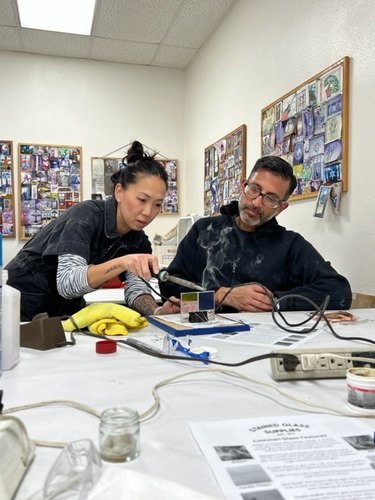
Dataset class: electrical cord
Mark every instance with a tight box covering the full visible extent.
[142,277,321,330]
[3,400,102,448]
[4,399,101,418]
[78,329,299,368]
[195,280,375,346]
[272,294,375,345]
[6,361,375,449]
[142,367,372,421]
[142,277,250,329]
[142,275,375,348]
[140,276,180,308]
[271,294,330,334]
[4,286,373,449]
[214,281,330,329]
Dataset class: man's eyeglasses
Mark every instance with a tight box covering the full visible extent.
[243,183,284,209]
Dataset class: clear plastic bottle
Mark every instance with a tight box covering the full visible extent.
[1,269,20,370]
[0,234,2,375]
[99,407,140,462]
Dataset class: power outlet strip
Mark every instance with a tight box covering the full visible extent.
[270,347,375,381]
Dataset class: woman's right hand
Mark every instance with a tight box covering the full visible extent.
[87,253,161,289]
[122,253,160,280]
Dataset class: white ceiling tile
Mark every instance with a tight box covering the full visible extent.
[21,29,91,58]
[93,0,182,43]
[152,45,196,69]
[0,0,18,26]
[0,26,21,50]
[0,0,238,69]
[90,37,157,65]
[163,0,236,48]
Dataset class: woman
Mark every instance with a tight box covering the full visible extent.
[6,141,179,321]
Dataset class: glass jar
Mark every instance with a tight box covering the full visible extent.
[99,407,140,462]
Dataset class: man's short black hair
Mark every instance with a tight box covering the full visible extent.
[250,156,297,199]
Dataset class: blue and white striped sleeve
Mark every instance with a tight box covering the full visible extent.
[57,254,96,298]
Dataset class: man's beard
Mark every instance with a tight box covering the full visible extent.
[238,198,275,228]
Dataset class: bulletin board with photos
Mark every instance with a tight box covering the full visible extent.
[204,124,247,216]
[91,156,179,214]
[19,143,82,240]
[0,140,16,237]
[261,56,349,201]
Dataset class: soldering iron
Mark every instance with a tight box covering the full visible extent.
[156,269,205,291]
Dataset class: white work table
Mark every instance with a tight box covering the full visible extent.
[2,309,375,499]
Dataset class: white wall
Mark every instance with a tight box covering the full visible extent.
[2,0,375,296]
[0,52,184,264]
[184,0,375,294]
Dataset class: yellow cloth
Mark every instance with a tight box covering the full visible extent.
[63,302,148,335]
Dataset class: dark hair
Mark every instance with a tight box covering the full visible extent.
[250,155,297,199]
[111,140,168,192]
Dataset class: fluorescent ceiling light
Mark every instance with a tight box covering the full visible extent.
[17,0,96,36]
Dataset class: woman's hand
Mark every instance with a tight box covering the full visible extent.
[87,253,160,289]
[121,254,160,280]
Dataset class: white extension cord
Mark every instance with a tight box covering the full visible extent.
[270,347,375,380]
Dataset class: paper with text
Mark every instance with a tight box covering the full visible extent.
[189,414,375,500]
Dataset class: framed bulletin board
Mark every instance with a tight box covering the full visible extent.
[204,124,247,215]
[0,140,16,237]
[261,56,349,201]
[91,156,179,214]
[19,143,82,240]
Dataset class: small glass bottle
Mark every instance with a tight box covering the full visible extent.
[99,407,140,462]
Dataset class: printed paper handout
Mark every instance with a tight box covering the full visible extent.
[189,414,375,500]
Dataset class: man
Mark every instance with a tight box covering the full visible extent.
[159,156,352,312]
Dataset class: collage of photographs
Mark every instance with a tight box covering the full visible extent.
[19,144,82,240]
[204,125,246,216]
[91,156,179,214]
[261,57,348,207]
[0,141,15,237]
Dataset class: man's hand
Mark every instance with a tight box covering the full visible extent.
[216,284,273,312]
[158,296,180,314]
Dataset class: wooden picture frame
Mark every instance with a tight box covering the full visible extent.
[204,124,247,215]
[18,143,82,240]
[91,156,179,214]
[261,57,349,201]
[0,140,16,237]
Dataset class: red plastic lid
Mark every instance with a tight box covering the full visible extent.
[96,340,117,354]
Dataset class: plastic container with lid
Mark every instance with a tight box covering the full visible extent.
[347,367,375,412]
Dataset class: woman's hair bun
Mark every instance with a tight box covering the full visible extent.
[126,140,145,164]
